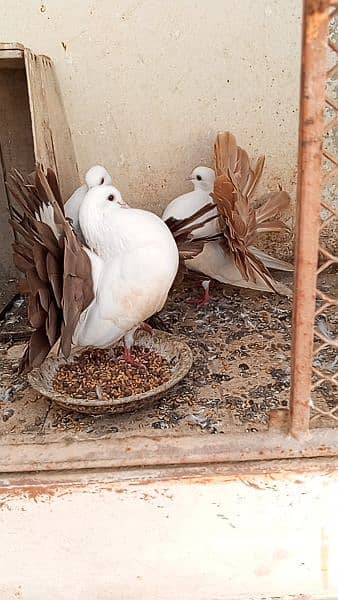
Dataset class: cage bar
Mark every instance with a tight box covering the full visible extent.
[290,0,332,438]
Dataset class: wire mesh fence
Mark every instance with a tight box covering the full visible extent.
[310,3,338,424]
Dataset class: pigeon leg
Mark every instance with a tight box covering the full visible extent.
[123,346,143,366]
[187,280,216,306]
[122,328,145,367]
[139,322,153,335]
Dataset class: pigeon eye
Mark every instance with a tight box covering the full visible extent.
[100,177,105,185]
[196,174,202,181]
[107,194,115,201]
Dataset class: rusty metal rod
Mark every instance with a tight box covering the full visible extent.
[290,0,330,438]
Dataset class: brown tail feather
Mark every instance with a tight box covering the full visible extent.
[243,155,265,199]
[214,131,263,200]
[255,191,290,224]
[46,168,64,209]
[211,186,277,293]
[255,220,290,234]
[8,166,94,372]
[211,173,291,294]
[210,131,293,294]
[214,132,238,176]
[214,131,253,193]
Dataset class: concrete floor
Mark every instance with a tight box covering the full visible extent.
[0,271,336,444]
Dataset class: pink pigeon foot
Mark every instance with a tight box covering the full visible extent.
[140,322,153,335]
[122,346,145,368]
[122,329,147,368]
[187,280,216,306]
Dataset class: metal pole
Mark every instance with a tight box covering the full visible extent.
[290,0,330,438]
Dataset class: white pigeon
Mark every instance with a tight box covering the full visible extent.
[74,184,179,362]
[65,165,112,235]
[162,166,218,239]
[10,167,179,371]
[163,167,293,303]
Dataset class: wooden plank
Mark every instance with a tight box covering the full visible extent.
[0,47,24,69]
[24,50,79,201]
[0,44,78,329]
[40,54,80,199]
[24,49,57,174]
[0,43,24,51]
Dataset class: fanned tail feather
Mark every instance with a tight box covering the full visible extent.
[250,246,294,272]
[210,131,293,295]
[7,165,94,372]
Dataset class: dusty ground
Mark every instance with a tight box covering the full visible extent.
[0,271,336,442]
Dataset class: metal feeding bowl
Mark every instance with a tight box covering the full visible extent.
[28,329,193,416]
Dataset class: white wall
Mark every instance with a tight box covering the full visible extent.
[2,0,302,213]
[1,465,338,599]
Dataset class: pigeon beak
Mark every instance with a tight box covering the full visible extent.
[185,177,194,181]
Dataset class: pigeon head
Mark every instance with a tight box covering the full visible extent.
[79,185,130,254]
[85,165,112,188]
[189,166,215,192]
[84,185,129,211]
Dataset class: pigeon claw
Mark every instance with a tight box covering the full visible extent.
[187,292,216,306]
[123,347,146,369]
[187,279,215,306]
